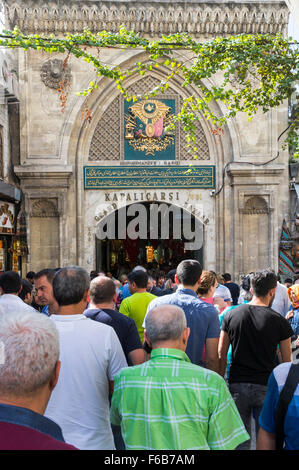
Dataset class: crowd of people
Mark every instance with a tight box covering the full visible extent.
[0,260,298,451]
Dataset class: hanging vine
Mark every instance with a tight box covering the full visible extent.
[0,26,298,158]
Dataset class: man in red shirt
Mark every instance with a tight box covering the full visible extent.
[0,309,77,450]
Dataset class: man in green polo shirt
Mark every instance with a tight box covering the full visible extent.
[110,304,249,450]
[119,269,156,342]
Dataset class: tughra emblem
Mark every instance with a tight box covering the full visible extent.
[125,99,175,156]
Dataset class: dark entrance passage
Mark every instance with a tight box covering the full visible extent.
[95,202,203,274]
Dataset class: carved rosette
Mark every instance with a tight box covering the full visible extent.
[40,59,71,90]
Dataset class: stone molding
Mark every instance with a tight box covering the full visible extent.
[227,163,286,184]
[13,165,73,190]
[30,198,59,218]
[241,195,270,214]
[3,1,289,36]
[238,188,274,214]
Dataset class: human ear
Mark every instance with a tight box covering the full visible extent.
[49,361,61,392]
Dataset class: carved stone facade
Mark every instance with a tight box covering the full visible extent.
[89,95,121,161]
[3,1,289,36]
[29,199,60,268]
[2,0,292,278]
[30,199,59,218]
[242,196,270,215]
[88,76,210,162]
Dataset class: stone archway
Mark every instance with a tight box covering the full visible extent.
[65,56,234,272]
[88,75,211,163]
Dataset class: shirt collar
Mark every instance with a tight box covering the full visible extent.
[0,403,65,442]
[50,314,87,321]
[0,294,23,303]
[176,287,198,298]
[83,308,110,319]
[150,348,191,363]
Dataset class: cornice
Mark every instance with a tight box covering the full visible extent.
[2,1,289,37]
[14,165,73,189]
[227,162,286,180]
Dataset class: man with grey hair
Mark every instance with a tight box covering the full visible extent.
[110,304,249,450]
[45,266,127,450]
[0,311,77,449]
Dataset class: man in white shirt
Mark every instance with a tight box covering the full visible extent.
[0,271,38,314]
[44,266,127,450]
[271,280,291,317]
[213,274,232,309]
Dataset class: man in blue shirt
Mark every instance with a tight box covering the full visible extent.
[258,362,299,450]
[144,259,220,372]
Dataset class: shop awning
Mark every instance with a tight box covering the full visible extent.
[0,180,21,202]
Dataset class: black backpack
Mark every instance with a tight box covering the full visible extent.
[275,362,299,450]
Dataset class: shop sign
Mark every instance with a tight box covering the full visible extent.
[0,201,15,234]
[84,165,215,190]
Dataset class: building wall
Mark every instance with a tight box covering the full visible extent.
[5,0,291,279]
[0,40,22,272]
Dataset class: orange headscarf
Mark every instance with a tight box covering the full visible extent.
[288,285,299,309]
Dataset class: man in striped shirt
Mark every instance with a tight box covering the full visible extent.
[110,304,249,450]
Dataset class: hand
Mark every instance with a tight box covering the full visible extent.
[286,310,294,320]
[213,297,227,310]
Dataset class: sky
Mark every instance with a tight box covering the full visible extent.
[286,0,299,41]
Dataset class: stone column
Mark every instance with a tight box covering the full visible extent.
[14,165,73,271]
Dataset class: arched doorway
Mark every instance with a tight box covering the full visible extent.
[95,201,204,274]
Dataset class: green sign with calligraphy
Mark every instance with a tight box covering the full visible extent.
[84,166,215,190]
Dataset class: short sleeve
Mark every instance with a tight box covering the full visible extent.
[119,299,129,317]
[106,327,128,380]
[224,286,233,302]
[221,309,230,332]
[279,316,295,341]
[125,318,143,353]
[110,373,123,426]
[208,375,250,449]
[142,298,159,328]
[206,306,220,339]
[214,286,232,302]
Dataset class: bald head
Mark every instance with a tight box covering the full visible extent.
[144,305,188,347]
[90,276,116,305]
